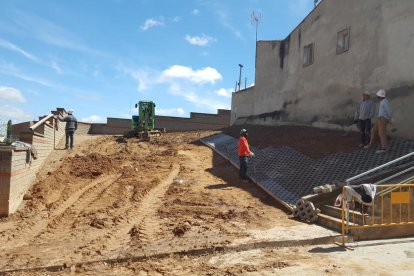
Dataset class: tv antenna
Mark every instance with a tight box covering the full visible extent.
[251,10,261,42]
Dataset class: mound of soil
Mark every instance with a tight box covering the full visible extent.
[69,153,117,178]
[172,222,191,237]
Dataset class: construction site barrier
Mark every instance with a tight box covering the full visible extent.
[340,183,414,246]
[339,151,414,246]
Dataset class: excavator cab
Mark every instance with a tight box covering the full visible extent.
[125,101,165,140]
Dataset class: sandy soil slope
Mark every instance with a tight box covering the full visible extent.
[1,130,411,275]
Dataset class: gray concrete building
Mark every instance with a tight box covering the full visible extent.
[231,0,414,138]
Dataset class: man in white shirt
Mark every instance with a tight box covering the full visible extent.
[366,89,392,153]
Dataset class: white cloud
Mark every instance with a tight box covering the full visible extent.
[13,11,105,56]
[163,82,229,111]
[0,86,27,103]
[118,64,229,111]
[0,38,66,74]
[50,61,64,74]
[0,105,32,122]
[185,34,216,46]
[0,38,40,63]
[215,88,232,98]
[131,70,154,91]
[214,8,243,39]
[159,65,222,84]
[172,16,181,22]
[192,9,200,15]
[140,18,164,31]
[156,108,185,117]
[80,115,106,123]
[0,61,55,87]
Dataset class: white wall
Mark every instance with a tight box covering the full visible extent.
[232,0,414,138]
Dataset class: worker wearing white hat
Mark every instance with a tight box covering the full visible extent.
[55,109,78,149]
[366,89,392,153]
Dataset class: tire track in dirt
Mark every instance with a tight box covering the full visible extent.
[0,175,119,251]
[0,175,122,271]
[37,174,121,236]
[105,164,180,256]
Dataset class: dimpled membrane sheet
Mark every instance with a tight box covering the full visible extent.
[201,133,414,206]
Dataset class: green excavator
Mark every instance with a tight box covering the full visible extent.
[125,101,165,140]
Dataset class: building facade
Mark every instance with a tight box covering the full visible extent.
[231,0,414,138]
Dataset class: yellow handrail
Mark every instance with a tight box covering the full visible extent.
[340,183,414,247]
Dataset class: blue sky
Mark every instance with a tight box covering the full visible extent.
[0,0,314,123]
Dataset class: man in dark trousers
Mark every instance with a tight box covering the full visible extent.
[354,91,375,148]
[238,129,255,183]
[56,109,78,149]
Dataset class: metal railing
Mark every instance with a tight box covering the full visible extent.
[340,182,414,246]
[339,152,414,247]
[346,151,414,185]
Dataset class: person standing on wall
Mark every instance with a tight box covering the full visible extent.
[238,129,255,183]
[354,91,375,148]
[366,89,392,154]
[56,109,78,150]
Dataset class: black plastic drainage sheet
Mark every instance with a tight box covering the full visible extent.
[201,133,414,206]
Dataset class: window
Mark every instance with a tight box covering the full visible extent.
[336,28,350,54]
[303,43,314,66]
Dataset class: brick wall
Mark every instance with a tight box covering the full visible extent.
[76,122,92,135]
[0,108,67,216]
[86,109,231,135]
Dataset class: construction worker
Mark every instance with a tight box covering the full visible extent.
[238,129,255,183]
[354,91,375,148]
[56,109,78,149]
[366,89,392,153]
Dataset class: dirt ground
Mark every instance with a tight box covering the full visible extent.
[0,129,413,275]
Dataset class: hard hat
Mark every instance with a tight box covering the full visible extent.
[67,109,74,114]
[363,91,370,96]
[240,129,247,135]
[376,89,386,98]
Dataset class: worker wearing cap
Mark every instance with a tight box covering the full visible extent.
[56,109,78,149]
[238,129,255,182]
[354,91,375,148]
[366,89,392,153]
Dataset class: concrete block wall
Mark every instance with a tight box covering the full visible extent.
[76,122,92,135]
[0,108,67,216]
[86,109,231,135]
[0,148,34,216]
[0,149,12,216]
[8,149,35,214]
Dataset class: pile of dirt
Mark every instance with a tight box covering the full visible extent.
[217,209,238,220]
[69,153,117,178]
[172,222,191,237]
[222,124,360,159]
[128,225,140,239]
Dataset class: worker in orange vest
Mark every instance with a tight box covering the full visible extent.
[238,129,255,182]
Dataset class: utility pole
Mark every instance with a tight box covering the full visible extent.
[238,64,243,91]
[251,11,261,75]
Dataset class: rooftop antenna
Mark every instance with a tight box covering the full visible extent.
[251,10,261,43]
[251,10,261,74]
